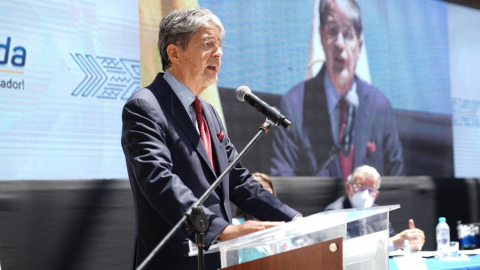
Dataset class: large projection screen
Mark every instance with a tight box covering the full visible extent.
[0,0,479,180]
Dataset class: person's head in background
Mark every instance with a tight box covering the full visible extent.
[319,0,363,96]
[234,173,276,220]
[252,172,276,197]
[345,165,381,209]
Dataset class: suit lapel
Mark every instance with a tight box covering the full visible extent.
[149,74,217,177]
[306,67,341,177]
[353,79,371,168]
[201,99,230,208]
[202,99,228,189]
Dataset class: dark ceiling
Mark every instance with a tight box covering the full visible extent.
[443,0,480,9]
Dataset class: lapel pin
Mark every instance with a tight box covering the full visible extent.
[217,130,225,141]
[367,141,376,155]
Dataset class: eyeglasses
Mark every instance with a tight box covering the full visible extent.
[350,183,378,196]
[324,21,357,43]
[203,40,225,52]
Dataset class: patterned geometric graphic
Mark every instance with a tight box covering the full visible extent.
[70,53,140,100]
[452,97,480,127]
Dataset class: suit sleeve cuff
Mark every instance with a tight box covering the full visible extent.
[204,215,230,250]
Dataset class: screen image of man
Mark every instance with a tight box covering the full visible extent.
[121,8,300,270]
[325,165,425,251]
[271,0,404,177]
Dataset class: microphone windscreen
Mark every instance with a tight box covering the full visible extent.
[236,86,251,102]
[345,90,359,108]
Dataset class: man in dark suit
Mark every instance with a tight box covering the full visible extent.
[324,165,425,251]
[271,0,403,177]
[121,8,300,270]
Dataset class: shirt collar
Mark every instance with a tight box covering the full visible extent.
[164,70,196,110]
[324,70,358,114]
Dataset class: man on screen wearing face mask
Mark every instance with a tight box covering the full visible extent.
[325,165,425,251]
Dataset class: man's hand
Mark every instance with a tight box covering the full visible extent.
[293,214,303,221]
[218,220,284,241]
[391,219,425,251]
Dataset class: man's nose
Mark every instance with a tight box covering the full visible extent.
[334,32,346,49]
[212,45,223,57]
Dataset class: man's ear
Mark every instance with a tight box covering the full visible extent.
[320,28,326,48]
[358,36,363,51]
[345,182,350,196]
[166,44,181,64]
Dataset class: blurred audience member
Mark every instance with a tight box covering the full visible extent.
[325,165,424,251]
[233,173,286,263]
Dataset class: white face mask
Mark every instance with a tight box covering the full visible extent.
[350,189,375,209]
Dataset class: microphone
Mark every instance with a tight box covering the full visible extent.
[341,104,355,155]
[340,91,358,155]
[236,86,292,130]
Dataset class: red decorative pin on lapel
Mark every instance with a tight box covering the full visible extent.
[367,141,376,155]
[217,130,224,141]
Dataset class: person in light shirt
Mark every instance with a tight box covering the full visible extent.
[121,8,301,270]
[232,173,277,263]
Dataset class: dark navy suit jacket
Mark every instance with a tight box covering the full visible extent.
[271,66,404,177]
[121,73,299,270]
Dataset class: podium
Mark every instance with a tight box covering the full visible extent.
[191,205,399,270]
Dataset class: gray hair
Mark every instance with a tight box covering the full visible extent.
[158,8,225,71]
[347,165,381,189]
[319,0,363,37]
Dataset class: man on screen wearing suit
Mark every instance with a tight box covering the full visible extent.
[121,8,300,270]
[271,0,404,178]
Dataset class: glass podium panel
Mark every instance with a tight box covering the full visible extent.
[194,205,399,269]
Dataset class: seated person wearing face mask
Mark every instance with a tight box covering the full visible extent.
[324,165,425,251]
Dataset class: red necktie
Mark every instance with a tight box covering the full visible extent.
[339,98,354,178]
[192,98,216,172]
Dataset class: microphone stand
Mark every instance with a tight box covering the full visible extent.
[317,143,341,176]
[136,117,277,270]
[317,104,355,176]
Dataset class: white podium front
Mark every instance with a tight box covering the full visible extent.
[205,205,399,270]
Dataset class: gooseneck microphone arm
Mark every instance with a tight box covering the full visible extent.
[317,102,355,175]
[341,103,355,156]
